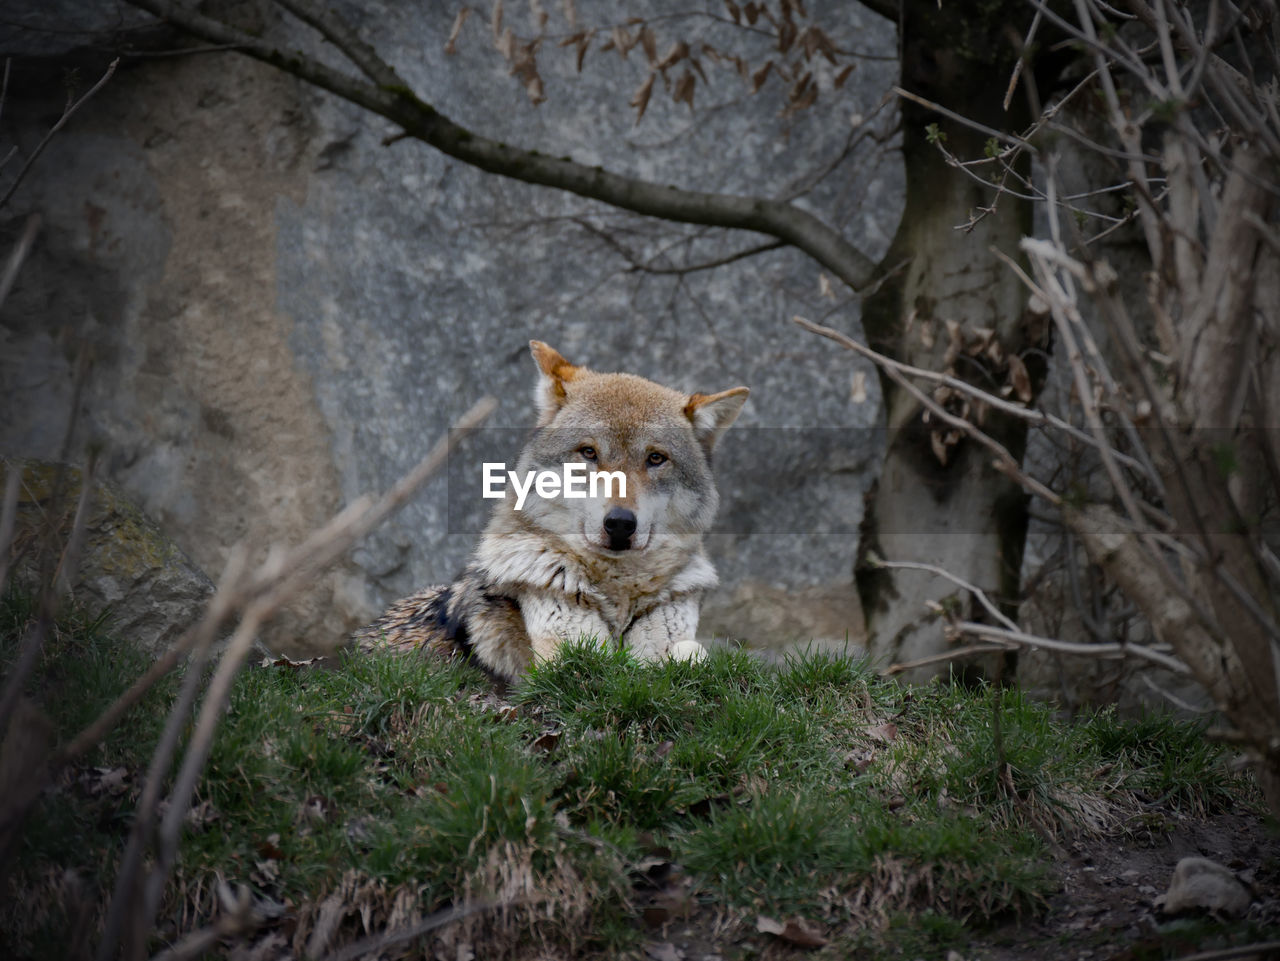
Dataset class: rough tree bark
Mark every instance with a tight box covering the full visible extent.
[858,0,1047,679]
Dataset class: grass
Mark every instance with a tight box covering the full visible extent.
[0,592,1261,960]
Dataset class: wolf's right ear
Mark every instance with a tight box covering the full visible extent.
[529,341,582,426]
[685,386,749,451]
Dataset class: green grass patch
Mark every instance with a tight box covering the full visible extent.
[0,604,1258,959]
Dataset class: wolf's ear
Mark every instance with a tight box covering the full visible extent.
[685,386,749,450]
[529,340,582,425]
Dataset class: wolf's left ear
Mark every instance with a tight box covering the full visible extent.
[529,340,582,425]
[685,387,749,450]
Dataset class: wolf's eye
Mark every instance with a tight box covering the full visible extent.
[646,451,668,467]
[579,446,597,461]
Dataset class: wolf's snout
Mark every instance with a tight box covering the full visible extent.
[603,507,637,550]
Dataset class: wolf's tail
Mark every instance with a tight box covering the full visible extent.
[351,585,454,656]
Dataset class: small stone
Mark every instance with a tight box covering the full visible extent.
[1156,857,1251,919]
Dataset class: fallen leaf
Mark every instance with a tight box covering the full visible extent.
[531,730,561,752]
[644,942,683,961]
[757,914,828,948]
[642,905,672,927]
[866,721,898,743]
[257,834,285,860]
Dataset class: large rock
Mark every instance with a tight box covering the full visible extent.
[0,1,902,655]
[2,460,214,655]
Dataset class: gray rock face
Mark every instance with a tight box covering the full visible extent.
[1,1,902,654]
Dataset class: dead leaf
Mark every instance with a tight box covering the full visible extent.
[843,748,875,772]
[640,26,657,63]
[777,19,797,54]
[750,60,773,93]
[631,72,656,121]
[490,0,504,42]
[611,25,634,58]
[866,721,898,743]
[92,766,129,795]
[642,905,672,927]
[444,7,472,55]
[757,915,785,934]
[1007,352,1032,402]
[185,799,220,830]
[257,834,285,860]
[672,69,696,108]
[574,29,593,71]
[931,430,949,466]
[656,40,689,72]
[850,370,867,404]
[531,730,561,752]
[757,915,828,948]
[644,942,684,961]
[528,0,547,30]
[298,795,331,823]
[251,859,280,886]
[654,739,674,758]
[942,318,963,369]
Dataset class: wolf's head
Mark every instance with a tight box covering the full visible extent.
[511,340,748,556]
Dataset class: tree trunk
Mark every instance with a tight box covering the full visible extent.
[859,0,1044,679]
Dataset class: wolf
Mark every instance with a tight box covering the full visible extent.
[353,340,749,684]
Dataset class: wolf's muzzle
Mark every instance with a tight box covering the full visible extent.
[603,507,637,551]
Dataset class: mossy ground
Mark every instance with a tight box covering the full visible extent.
[1,594,1274,960]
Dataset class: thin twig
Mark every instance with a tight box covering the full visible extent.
[954,620,1191,674]
[793,315,1062,505]
[316,899,503,961]
[0,211,39,311]
[97,396,496,961]
[0,59,118,210]
[894,86,1035,150]
[868,555,1019,633]
[883,644,1012,676]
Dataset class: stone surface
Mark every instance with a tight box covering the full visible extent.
[1156,857,1252,919]
[1,1,901,654]
[2,459,214,655]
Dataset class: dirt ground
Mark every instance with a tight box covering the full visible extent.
[638,807,1280,961]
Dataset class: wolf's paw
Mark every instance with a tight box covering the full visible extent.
[668,640,708,663]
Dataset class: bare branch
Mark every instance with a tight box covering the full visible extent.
[867,555,1019,633]
[0,58,118,211]
[121,0,878,291]
[953,619,1191,674]
[88,396,497,961]
[0,212,40,311]
[794,315,1064,505]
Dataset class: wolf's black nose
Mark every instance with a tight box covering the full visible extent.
[603,507,637,549]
